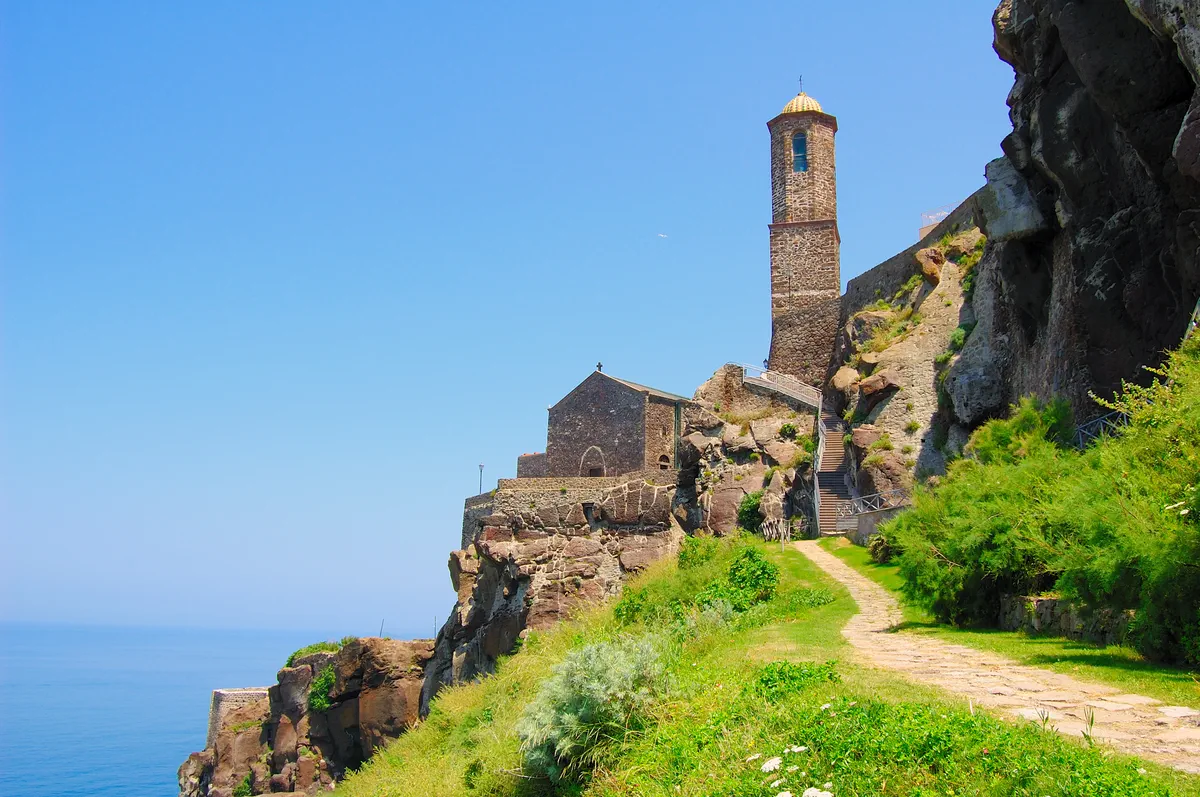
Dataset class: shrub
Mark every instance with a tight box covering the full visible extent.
[935,350,954,367]
[779,422,798,439]
[748,452,761,462]
[762,466,778,484]
[904,420,921,434]
[862,452,886,468]
[308,665,336,713]
[787,450,814,470]
[516,635,668,782]
[869,435,894,451]
[285,640,342,667]
[883,338,1200,665]
[868,532,897,564]
[232,774,253,797]
[948,322,976,352]
[737,491,764,533]
[753,660,840,701]
[677,535,719,570]
[613,587,649,625]
[697,547,780,613]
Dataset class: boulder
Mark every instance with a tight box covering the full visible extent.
[915,247,944,285]
[749,418,784,447]
[974,156,1049,242]
[762,440,801,468]
[857,369,902,413]
[721,423,756,453]
[831,366,859,392]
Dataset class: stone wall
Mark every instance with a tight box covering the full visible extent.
[516,452,547,478]
[206,688,270,750]
[462,493,496,550]
[546,372,647,477]
[849,506,905,547]
[768,294,842,386]
[841,193,982,314]
[998,594,1132,646]
[643,396,678,470]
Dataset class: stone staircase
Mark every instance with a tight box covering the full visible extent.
[816,410,852,536]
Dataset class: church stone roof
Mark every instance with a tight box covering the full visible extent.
[603,373,691,403]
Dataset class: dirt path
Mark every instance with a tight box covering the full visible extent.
[795,539,1200,773]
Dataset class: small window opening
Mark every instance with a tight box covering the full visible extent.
[792,132,809,172]
[587,467,603,477]
[658,455,671,470]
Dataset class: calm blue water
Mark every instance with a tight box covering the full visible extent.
[0,623,374,797]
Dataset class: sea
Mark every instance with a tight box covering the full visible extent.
[0,622,409,797]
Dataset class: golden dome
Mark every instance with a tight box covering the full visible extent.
[781,92,823,114]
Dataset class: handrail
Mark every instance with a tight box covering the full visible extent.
[1188,296,1200,339]
[813,409,825,535]
[730,363,823,410]
[1073,410,1128,450]
[837,488,912,518]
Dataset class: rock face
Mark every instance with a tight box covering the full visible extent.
[959,0,1200,425]
[179,638,433,797]
[422,472,684,713]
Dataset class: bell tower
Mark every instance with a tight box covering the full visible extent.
[766,91,841,386]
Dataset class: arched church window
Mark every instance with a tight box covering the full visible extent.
[792,131,809,172]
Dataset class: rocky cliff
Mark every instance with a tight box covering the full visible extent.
[180,638,432,797]
[956,0,1200,426]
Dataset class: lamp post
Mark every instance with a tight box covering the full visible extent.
[478,463,484,495]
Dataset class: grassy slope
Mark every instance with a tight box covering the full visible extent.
[337,540,1200,797]
[819,536,1200,707]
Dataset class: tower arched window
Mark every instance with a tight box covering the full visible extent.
[792,131,809,172]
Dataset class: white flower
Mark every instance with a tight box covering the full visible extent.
[820,703,832,711]
[824,783,833,789]
[771,779,785,787]
[746,753,762,762]
[787,765,800,772]
[1138,768,1148,775]
[776,792,793,797]
[787,745,808,753]
[801,788,832,797]
[761,756,783,772]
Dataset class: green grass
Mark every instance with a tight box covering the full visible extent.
[335,539,1200,796]
[819,537,1200,707]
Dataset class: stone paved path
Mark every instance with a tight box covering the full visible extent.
[795,539,1200,773]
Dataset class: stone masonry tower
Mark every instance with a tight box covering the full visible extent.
[766,91,841,386]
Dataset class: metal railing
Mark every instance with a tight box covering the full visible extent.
[731,363,823,411]
[813,413,826,534]
[1188,296,1200,339]
[836,489,912,518]
[1073,410,1129,450]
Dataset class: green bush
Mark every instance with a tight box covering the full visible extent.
[752,660,840,701]
[736,491,764,533]
[285,641,343,668]
[613,586,649,625]
[308,665,336,713]
[232,773,253,797]
[887,338,1200,663]
[904,419,921,434]
[516,635,668,782]
[698,547,780,612]
[677,535,719,570]
[779,422,797,439]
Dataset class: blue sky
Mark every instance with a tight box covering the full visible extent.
[1,1,1014,636]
